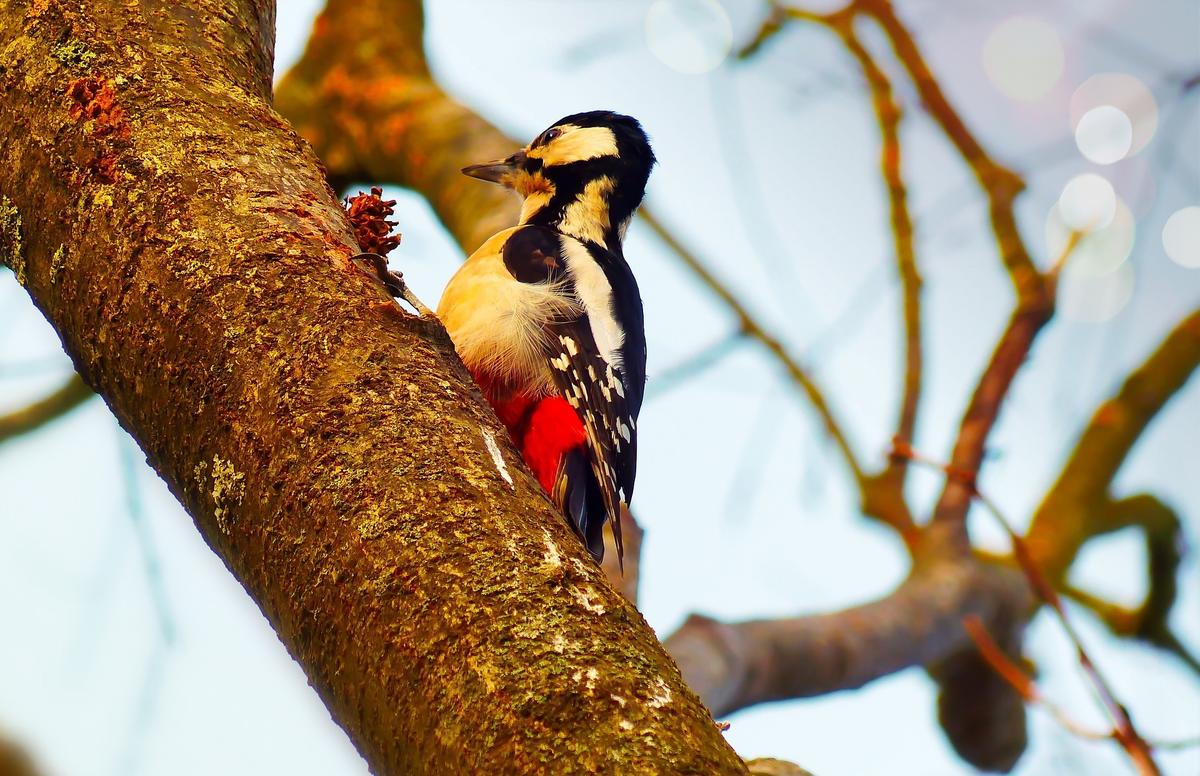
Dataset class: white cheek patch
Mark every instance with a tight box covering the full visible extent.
[539,126,619,167]
[561,237,624,369]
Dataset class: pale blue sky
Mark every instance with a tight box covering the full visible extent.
[2,1,1198,774]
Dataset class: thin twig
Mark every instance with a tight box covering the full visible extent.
[645,330,749,401]
[831,19,924,514]
[0,373,93,443]
[965,618,1200,754]
[640,210,867,488]
[964,615,1110,742]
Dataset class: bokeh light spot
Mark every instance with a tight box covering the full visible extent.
[645,0,733,76]
[982,16,1064,101]
[1071,73,1158,154]
[1047,197,1135,275]
[1058,173,1116,232]
[1059,260,1135,322]
[1162,206,1200,268]
[1075,105,1133,164]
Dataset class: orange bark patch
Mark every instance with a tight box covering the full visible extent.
[92,154,118,184]
[1093,401,1123,428]
[67,77,129,138]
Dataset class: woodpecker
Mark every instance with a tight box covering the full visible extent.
[438,111,654,568]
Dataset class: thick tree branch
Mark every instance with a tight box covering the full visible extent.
[0,731,42,776]
[1029,309,1200,572]
[275,0,517,252]
[0,373,93,443]
[277,0,1021,767]
[0,3,748,774]
[663,557,1030,719]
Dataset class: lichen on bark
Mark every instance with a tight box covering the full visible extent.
[0,195,24,284]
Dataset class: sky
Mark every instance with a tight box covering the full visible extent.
[1,1,1198,774]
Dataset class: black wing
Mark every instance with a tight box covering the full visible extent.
[588,246,644,500]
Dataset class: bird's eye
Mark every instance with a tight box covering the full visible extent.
[542,128,562,144]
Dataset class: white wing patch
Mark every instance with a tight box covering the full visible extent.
[561,237,624,370]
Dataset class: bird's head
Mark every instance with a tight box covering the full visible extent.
[462,111,655,249]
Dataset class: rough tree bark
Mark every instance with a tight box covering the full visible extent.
[0,2,750,774]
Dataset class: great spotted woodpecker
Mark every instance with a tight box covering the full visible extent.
[438,111,654,568]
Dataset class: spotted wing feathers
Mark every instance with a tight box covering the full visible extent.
[546,319,634,568]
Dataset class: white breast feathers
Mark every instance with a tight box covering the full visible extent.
[438,228,580,394]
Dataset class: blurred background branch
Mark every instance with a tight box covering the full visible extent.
[0,374,92,444]
[0,732,43,776]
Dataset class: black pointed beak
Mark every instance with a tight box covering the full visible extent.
[461,150,527,184]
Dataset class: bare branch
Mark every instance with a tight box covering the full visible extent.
[852,0,1054,541]
[1029,309,1200,577]
[768,3,922,488]
[860,0,1039,298]
[741,0,1052,545]
[663,558,1029,717]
